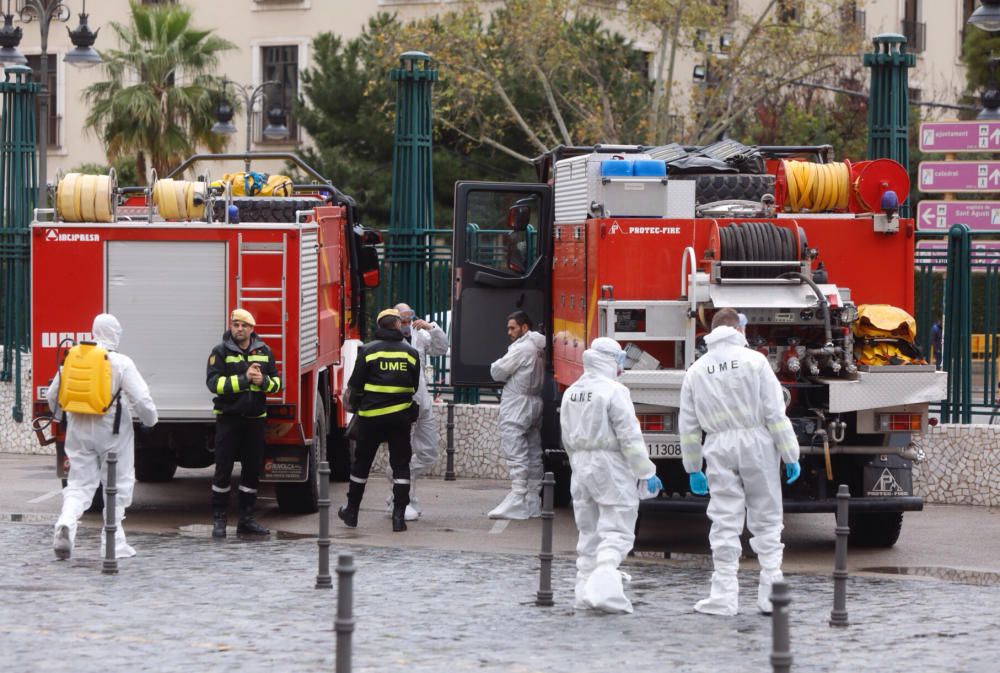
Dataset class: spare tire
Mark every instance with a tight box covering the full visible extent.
[672,173,775,205]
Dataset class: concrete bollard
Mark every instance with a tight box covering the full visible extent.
[445,402,456,481]
[335,553,356,673]
[830,483,851,627]
[770,581,792,673]
[102,451,118,575]
[316,461,332,589]
[535,471,555,607]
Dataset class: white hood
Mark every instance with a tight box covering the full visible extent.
[92,313,122,351]
[582,347,619,380]
[704,325,747,350]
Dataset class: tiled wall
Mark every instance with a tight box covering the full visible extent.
[0,350,40,454]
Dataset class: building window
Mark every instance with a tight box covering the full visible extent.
[261,45,299,142]
[901,0,925,53]
[25,54,59,149]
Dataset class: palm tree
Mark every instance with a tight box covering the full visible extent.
[84,1,235,182]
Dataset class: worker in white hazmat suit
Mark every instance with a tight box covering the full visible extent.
[560,337,662,614]
[47,313,158,560]
[679,308,801,616]
[385,302,449,521]
[488,310,546,519]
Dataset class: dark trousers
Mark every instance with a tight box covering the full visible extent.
[348,417,413,509]
[212,415,266,511]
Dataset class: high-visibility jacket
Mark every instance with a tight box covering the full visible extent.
[347,328,420,420]
[206,331,283,418]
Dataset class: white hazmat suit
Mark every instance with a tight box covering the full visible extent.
[679,325,799,615]
[489,329,546,519]
[386,319,449,520]
[560,337,657,613]
[47,314,158,559]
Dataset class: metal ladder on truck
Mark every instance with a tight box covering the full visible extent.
[236,232,287,403]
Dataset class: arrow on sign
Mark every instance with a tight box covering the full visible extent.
[992,169,1000,185]
[993,128,1000,144]
[921,209,935,226]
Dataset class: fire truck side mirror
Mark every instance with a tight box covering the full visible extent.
[508,203,531,231]
[358,245,380,288]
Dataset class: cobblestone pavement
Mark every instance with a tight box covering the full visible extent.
[2,522,999,673]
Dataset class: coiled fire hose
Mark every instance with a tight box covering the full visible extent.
[152,179,207,220]
[782,160,851,213]
[55,172,114,222]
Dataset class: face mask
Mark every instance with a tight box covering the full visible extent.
[401,324,412,337]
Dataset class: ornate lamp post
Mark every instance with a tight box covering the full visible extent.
[0,0,102,204]
[211,78,288,173]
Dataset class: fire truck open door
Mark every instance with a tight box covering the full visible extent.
[450,182,552,386]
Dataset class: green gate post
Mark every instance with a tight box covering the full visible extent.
[386,52,437,319]
[864,34,915,217]
[0,65,39,422]
[942,224,972,423]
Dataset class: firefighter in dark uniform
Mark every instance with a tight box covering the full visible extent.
[206,308,283,538]
[339,308,421,532]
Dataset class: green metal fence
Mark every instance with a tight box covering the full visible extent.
[914,227,1000,423]
[0,66,39,422]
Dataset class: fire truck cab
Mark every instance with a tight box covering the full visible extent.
[31,153,375,514]
[449,143,948,547]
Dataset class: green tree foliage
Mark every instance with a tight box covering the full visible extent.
[69,154,140,187]
[83,1,235,182]
[400,0,650,164]
[297,14,531,229]
[961,26,1000,116]
[734,68,868,161]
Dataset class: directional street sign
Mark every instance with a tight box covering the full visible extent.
[918,161,1000,193]
[920,121,1000,153]
[916,200,1000,231]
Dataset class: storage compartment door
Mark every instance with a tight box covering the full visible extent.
[106,241,226,418]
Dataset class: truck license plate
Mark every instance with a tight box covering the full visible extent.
[646,435,681,459]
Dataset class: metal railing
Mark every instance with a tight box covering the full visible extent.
[915,227,1000,422]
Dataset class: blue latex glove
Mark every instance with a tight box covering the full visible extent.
[785,462,801,485]
[689,471,708,495]
[646,475,663,494]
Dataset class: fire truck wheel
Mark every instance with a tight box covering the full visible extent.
[274,405,326,514]
[61,479,104,513]
[847,511,903,548]
[671,173,776,205]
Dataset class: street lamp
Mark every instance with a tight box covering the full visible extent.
[968,1,1000,119]
[212,79,289,172]
[969,0,1000,33]
[0,0,102,205]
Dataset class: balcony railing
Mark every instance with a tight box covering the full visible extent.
[901,19,926,53]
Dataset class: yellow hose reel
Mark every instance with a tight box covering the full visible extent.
[151,178,207,221]
[55,171,116,223]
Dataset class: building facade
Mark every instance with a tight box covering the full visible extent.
[8,0,977,186]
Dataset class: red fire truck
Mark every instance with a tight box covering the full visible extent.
[449,142,947,547]
[31,154,376,513]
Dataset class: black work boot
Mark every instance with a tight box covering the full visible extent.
[338,503,359,528]
[236,507,270,536]
[211,510,227,539]
[338,481,365,528]
[392,503,407,532]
